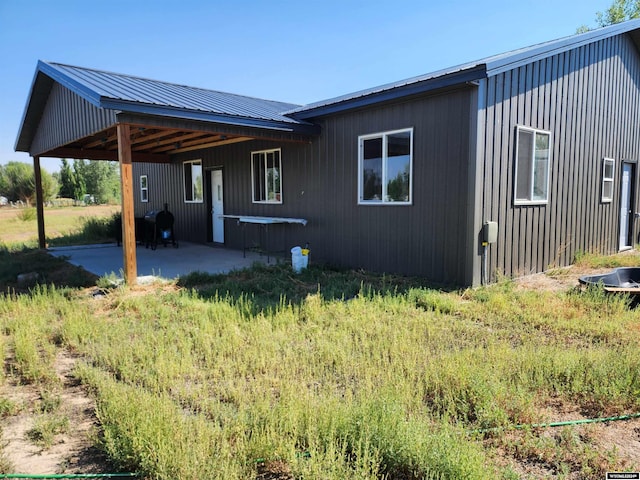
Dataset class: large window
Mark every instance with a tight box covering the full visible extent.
[252,148,282,203]
[358,128,413,205]
[183,160,203,203]
[514,126,550,204]
[139,175,148,203]
[601,158,615,203]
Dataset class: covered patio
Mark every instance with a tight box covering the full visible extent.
[15,61,317,284]
[49,241,270,281]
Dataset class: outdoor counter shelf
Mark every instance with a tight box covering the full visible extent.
[222,215,308,262]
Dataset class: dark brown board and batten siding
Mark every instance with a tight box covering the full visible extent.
[30,82,116,156]
[134,139,321,249]
[133,86,477,286]
[478,33,640,280]
[310,87,476,286]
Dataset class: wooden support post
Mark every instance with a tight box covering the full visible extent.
[117,123,137,284]
[33,156,46,249]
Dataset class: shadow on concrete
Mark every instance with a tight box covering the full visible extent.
[48,241,268,281]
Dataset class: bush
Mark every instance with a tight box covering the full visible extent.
[17,207,36,222]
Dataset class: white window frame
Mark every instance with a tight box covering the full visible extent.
[139,175,148,203]
[251,148,282,204]
[358,127,414,206]
[601,158,615,203]
[183,159,203,203]
[514,126,551,205]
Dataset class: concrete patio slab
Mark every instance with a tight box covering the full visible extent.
[49,242,270,281]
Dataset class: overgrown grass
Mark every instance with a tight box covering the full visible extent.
[47,213,120,247]
[0,445,13,474]
[2,286,63,386]
[0,399,17,419]
[26,413,69,449]
[0,244,98,293]
[2,252,640,478]
[0,204,120,246]
[574,248,640,269]
[178,262,435,313]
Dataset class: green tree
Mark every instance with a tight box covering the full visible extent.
[596,0,640,26]
[83,160,121,204]
[40,170,59,203]
[0,162,31,202]
[577,0,640,31]
[69,159,120,203]
[58,158,78,199]
[72,159,87,200]
[0,167,8,196]
[0,161,58,204]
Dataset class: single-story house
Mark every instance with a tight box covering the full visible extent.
[15,19,640,286]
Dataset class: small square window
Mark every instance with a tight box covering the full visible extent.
[252,149,282,203]
[139,175,148,203]
[602,158,615,203]
[514,126,551,205]
[183,160,203,203]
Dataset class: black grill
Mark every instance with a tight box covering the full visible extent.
[144,203,178,250]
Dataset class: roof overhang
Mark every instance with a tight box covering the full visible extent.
[288,66,486,120]
[15,70,55,152]
[37,111,318,162]
[101,99,320,135]
[483,19,640,76]
[15,61,319,158]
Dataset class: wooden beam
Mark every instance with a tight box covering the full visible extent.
[82,130,117,149]
[135,131,208,152]
[169,136,252,154]
[130,128,180,146]
[48,148,118,161]
[147,133,216,154]
[119,114,318,143]
[33,156,46,249]
[117,123,137,285]
[44,147,170,163]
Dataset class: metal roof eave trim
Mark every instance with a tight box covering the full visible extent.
[107,100,321,136]
[288,66,486,120]
[485,21,640,76]
[37,60,103,107]
[14,72,45,152]
[14,60,106,153]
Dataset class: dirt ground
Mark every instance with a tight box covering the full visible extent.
[1,350,112,474]
[495,400,640,479]
[512,248,640,293]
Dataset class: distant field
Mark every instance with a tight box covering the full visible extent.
[0,205,120,245]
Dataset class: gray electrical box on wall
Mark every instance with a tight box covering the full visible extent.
[482,221,498,244]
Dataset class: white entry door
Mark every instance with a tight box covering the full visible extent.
[211,169,224,243]
[619,163,632,250]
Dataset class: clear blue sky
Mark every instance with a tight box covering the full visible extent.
[0,0,610,173]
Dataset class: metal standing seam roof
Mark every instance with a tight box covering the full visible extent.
[15,61,319,152]
[38,61,304,125]
[286,18,640,119]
